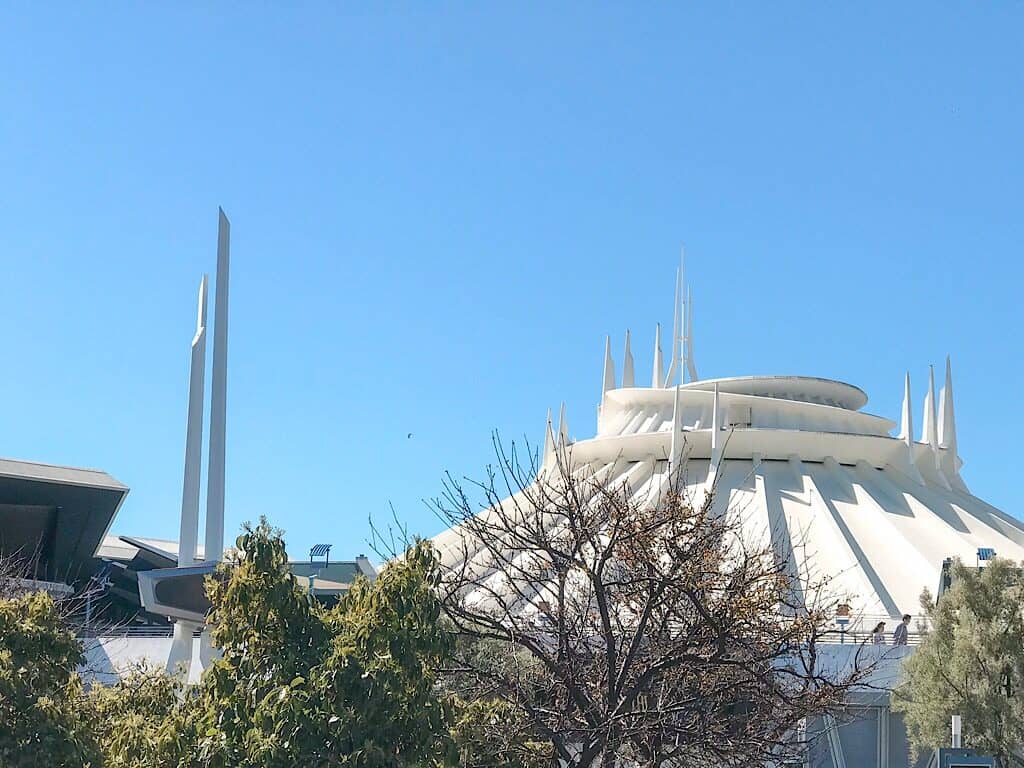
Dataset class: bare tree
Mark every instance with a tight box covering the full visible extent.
[426,439,878,768]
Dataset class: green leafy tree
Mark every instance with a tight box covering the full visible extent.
[314,537,453,765]
[87,664,186,768]
[0,589,100,767]
[180,518,329,766]
[440,634,552,768]
[178,518,453,768]
[893,557,1024,766]
[450,697,550,768]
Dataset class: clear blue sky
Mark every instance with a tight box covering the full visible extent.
[1,5,1020,561]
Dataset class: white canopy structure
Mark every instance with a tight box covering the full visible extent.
[432,275,1024,627]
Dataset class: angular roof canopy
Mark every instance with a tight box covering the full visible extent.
[0,457,128,583]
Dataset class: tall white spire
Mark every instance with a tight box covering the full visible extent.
[898,372,914,443]
[921,365,938,449]
[541,408,555,471]
[602,335,616,398]
[938,356,957,452]
[664,258,683,387]
[938,356,965,491]
[558,402,570,446]
[920,364,950,489]
[205,209,230,564]
[651,323,664,388]
[621,330,635,388]
[685,284,698,383]
[177,275,208,569]
[898,372,924,485]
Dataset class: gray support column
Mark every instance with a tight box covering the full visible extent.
[878,706,890,768]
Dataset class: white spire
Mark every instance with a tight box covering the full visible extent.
[558,402,570,446]
[898,371,914,444]
[664,258,683,387]
[685,284,698,383]
[177,275,208,568]
[920,364,950,489]
[921,365,938,449]
[898,372,925,485]
[621,330,635,388]
[542,408,555,470]
[938,356,957,452]
[602,335,616,398]
[651,323,664,388]
[205,209,230,564]
[938,356,966,491]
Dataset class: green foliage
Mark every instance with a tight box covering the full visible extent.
[450,697,550,768]
[181,518,329,766]
[177,517,454,768]
[0,590,100,767]
[315,537,453,766]
[439,634,551,768]
[892,557,1024,766]
[87,665,186,768]
[0,521,463,768]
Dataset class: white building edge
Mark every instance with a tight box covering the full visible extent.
[430,260,1021,767]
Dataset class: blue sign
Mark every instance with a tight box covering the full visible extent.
[977,547,996,561]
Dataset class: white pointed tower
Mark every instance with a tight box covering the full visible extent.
[664,261,683,387]
[938,356,965,490]
[205,209,230,565]
[919,365,950,489]
[601,336,616,399]
[651,324,664,388]
[166,276,209,676]
[541,408,555,472]
[685,285,698,383]
[621,331,635,388]
[178,276,208,569]
[898,372,924,485]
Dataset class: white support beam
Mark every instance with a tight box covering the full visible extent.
[205,209,230,564]
[178,276,207,568]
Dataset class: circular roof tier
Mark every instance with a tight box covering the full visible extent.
[682,376,868,411]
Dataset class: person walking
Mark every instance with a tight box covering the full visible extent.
[871,621,887,645]
[893,614,911,646]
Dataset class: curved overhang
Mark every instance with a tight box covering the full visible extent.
[572,427,941,469]
[137,564,215,623]
[681,376,869,411]
[604,386,894,437]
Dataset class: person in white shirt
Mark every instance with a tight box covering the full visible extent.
[871,621,887,644]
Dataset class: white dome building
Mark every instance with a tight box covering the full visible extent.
[431,269,1019,767]
[435,274,1022,627]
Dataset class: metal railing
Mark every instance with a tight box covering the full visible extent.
[822,614,932,647]
[77,625,178,639]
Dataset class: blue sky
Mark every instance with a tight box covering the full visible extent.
[1,5,1020,560]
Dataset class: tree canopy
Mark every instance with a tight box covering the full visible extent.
[175,517,454,767]
[893,556,1024,767]
[0,589,100,767]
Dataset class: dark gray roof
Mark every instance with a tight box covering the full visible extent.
[0,457,128,583]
